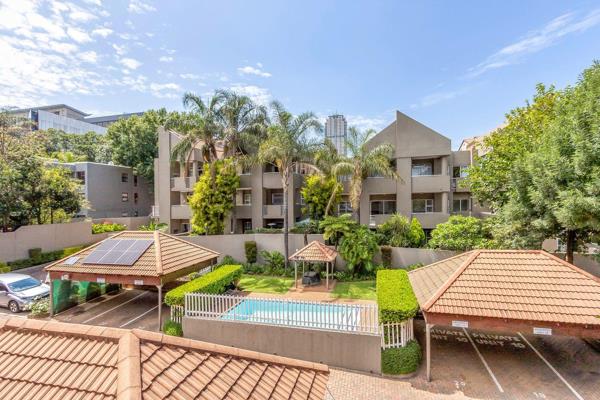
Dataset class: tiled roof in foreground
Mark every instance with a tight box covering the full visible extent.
[410,250,600,326]
[0,318,329,400]
[289,241,338,262]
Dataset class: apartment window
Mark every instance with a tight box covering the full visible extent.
[121,192,129,202]
[338,201,353,214]
[453,198,470,212]
[371,200,396,215]
[453,166,468,178]
[76,171,85,184]
[134,211,139,217]
[121,212,128,217]
[412,161,433,176]
[243,220,252,233]
[265,163,279,173]
[133,175,138,187]
[413,198,434,213]
[121,173,128,183]
[242,190,252,205]
[134,192,139,204]
[271,192,284,205]
[241,164,252,175]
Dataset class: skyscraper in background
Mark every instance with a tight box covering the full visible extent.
[324,114,347,156]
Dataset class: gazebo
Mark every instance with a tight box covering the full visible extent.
[289,241,338,289]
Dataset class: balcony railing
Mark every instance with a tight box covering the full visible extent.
[263,204,284,217]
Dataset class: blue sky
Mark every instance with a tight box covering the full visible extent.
[1,0,599,147]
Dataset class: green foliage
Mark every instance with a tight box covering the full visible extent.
[238,275,294,294]
[300,174,341,220]
[92,223,127,234]
[164,264,243,306]
[6,245,85,269]
[244,241,257,263]
[30,298,50,317]
[428,215,492,251]
[332,280,376,300]
[339,225,378,275]
[217,255,240,267]
[405,262,424,271]
[0,265,10,273]
[259,250,285,270]
[163,320,183,336]
[381,341,422,375]
[319,214,358,247]
[289,220,322,234]
[247,227,282,234]
[377,214,426,248]
[40,167,84,224]
[409,218,426,247]
[28,248,42,259]
[138,220,168,231]
[380,245,392,268]
[189,158,240,235]
[45,129,111,163]
[376,269,419,323]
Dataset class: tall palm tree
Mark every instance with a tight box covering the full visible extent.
[331,127,397,219]
[314,139,344,216]
[258,101,322,268]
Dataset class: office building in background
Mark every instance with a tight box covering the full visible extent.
[324,114,348,155]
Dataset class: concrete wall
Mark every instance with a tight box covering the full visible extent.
[183,318,382,374]
[0,221,97,262]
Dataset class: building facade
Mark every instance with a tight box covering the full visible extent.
[53,162,152,218]
[324,114,348,155]
[153,111,484,234]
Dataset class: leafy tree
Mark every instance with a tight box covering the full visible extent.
[319,214,358,249]
[0,108,33,156]
[331,127,397,218]
[0,160,22,231]
[108,109,170,182]
[189,158,240,235]
[300,174,341,220]
[409,217,426,248]
[45,129,111,163]
[138,220,169,232]
[428,215,492,251]
[258,101,321,268]
[40,167,83,224]
[339,225,378,276]
[377,213,411,247]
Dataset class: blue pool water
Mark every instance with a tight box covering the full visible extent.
[220,298,362,331]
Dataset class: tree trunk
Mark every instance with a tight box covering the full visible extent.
[50,208,54,224]
[565,230,576,264]
[324,183,338,216]
[282,171,289,270]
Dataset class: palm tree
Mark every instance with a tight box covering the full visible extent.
[331,127,397,219]
[314,139,344,216]
[258,101,322,268]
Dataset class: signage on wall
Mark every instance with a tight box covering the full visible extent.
[533,327,552,336]
[134,279,144,286]
[452,320,469,328]
[97,277,106,284]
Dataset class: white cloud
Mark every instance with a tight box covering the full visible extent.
[229,84,272,105]
[80,51,98,63]
[159,56,173,62]
[180,73,200,80]
[410,88,468,109]
[468,9,600,77]
[149,82,181,98]
[119,57,142,70]
[82,0,102,5]
[67,27,92,43]
[128,0,156,14]
[92,27,113,37]
[345,115,388,131]
[112,43,127,55]
[237,64,272,78]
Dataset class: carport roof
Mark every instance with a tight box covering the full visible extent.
[46,231,219,279]
[409,250,600,327]
[0,317,329,400]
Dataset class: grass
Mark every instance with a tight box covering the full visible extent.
[332,280,376,300]
[238,275,294,294]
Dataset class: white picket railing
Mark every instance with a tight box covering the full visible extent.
[380,319,414,349]
[170,305,183,324]
[184,293,380,334]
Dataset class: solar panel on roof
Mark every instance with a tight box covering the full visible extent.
[63,256,79,265]
[82,239,153,266]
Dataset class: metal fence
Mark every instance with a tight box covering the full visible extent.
[184,293,380,334]
[380,319,414,349]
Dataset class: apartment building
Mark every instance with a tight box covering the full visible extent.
[153,111,483,234]
[52,162,152,218]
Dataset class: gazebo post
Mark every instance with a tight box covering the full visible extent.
[294,261,298,288]
[326,261,329,290]
[157,284,163,332]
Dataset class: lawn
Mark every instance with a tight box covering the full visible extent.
[331,280,376,300]
[238,275,294,294]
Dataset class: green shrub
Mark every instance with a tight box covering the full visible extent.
[62,246,83,257]
[0,266,10,273]
[30,298,50,317]
[405,263,424,271]
[164,264,243,306]
[260,250,285,270]
[247,227,282,234]
[92,223,126,234]
[28,248,42,260]
[7,245,85,270]
[244,241,257,263]
[163,319,183,336]
[380,245,392,268]
[339,226,378,276]
[381,340,422,375]
[216,255,239,267]
[376,269,419,323]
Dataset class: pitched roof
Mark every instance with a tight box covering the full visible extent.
[289,241,338,262]
[46,231,219,278]
[410,250,600,326]
[0,317,329,400]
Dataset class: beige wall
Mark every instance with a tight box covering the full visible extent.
[0,221,98,262]
[183,318,382,374]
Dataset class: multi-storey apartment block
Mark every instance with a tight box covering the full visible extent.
[324,114,348,155]
[153,111,483,235]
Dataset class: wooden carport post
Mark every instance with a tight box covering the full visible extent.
[426,322,434,382]
[157,284,163,332]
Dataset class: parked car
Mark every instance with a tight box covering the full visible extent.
[0,273,50,313]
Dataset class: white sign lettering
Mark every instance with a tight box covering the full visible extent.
[134,279,144,286]
[61,274,69,281]
[96,277,106,284]
[452,320,469,328]
[533,327,552,336]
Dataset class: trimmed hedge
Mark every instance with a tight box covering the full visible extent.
[163,319,183,336]
[244,241,257,263]
[376,269,419,323]
[164,264,243,306]
[92,223,126,234]
[6,245,85,270]
[381,340,422,375]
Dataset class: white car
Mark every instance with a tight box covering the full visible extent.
[0,273,50,313]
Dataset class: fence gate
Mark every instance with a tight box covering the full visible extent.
[380,319,414,349]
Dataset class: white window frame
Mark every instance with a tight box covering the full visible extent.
[271,192,284,205]
[412,198,433,213]
[370,200,396,215]
[453,198,470,212]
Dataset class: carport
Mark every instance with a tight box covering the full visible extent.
[408,250,600,382]
[46,230,219,330]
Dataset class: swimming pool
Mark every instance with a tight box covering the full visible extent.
[220,297,365,332]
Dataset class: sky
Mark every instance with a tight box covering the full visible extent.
[1,0,599,148]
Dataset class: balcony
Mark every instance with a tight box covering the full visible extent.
[369,214,393,227]
[150,205,159,218]
[171,204,191,219]
[171,176,197,192]
[451,177,469,192]
[411,175,450,193]
[412,212,450,229]
[239,174,252,188]
[263,204,284,218]
[263,172,282,188]
[235,204,253,218]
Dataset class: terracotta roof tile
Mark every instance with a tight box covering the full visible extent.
[0,318,329,400]
[410,250,600,326]
[289,241,338,263]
